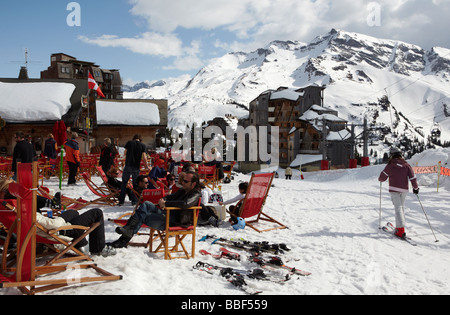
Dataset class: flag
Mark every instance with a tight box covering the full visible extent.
[88,71,106,98]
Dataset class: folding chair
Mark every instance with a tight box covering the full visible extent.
[81,172,119,206]
[198,165,218,190]
[37,186,90,213]
[109,188,166,247]
[149,199,202,260]
[228,172,287,233]
[0,162,121,295]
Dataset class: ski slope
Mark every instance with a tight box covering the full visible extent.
[2,148,450,295]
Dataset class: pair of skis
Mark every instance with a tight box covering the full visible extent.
[382,222,417,246]
[200,247,311,276]
[193,261,291,295]
[199,235,291,254]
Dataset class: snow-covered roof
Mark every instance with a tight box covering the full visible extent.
[299,108,346,123]
[327,129,351,141]
[96,100,160,126]
[270,88,304,101]
[0,82,76,123]
[290,154,323,167]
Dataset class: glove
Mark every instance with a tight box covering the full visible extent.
[413,188,419,195]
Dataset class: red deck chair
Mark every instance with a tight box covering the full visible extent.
[0,162,121,295]
[81,172,119,206]
[229,172,287,233]
[198,165,218,190]
[109,188,167,247]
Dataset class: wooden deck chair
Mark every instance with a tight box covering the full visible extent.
[229,172,287,233]
[81,172,119,206]
[37,186,90,213]
[109,188,166,246]
[149,199,202,260]
[198,165,218,190]
[0,162,121,295]
[0,200,94,268]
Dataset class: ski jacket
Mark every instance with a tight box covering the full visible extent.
[65,139,80,164]
[379,158,419,193]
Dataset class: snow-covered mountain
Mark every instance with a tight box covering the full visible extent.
[125,29,450,151]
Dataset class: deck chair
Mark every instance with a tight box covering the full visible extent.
[0,200,95,268]
[37,186,90,213]
[149,199,202,260]
[81,172,119,206]
[0,162,121,295]
[109,188,166,247]
[229,172,287,233]
[198,165,218,190]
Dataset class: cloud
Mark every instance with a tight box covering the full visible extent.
[78,32,184,57]
[80,0,450,73]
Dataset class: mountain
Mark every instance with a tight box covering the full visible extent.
[125,29,450,155]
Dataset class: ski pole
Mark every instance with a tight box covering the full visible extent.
[379,182,382,230]
[416,194,439,243]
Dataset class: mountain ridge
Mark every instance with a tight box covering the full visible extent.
[125,28,450,154]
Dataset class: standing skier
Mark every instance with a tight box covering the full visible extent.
[378,146,419,238]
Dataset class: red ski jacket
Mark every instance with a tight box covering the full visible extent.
[379,158,418,193]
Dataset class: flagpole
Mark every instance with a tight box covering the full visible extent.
[87,74,91,154]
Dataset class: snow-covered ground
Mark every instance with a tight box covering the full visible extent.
[2,148,450,295]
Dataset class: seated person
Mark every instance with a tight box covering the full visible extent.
[220,182,248,224]
[107,167,134,201]
[109,171,202,248]
[38,208,116,257]
[0,178,61,212]
[0,179,114,257]
[198,186,222,227]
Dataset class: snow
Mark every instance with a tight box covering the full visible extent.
[96,100,160,126]
[0,82,75,122]
[3,148,450,295]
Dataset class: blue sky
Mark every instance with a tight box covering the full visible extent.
[1,0,450,85]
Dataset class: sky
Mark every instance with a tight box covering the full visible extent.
[1,0,450,86]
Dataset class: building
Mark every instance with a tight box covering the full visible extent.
[239,85,352,170]
[0,53,167,156]
[41,53,123,100]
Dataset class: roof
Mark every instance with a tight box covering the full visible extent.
[270,88,304,101]
[96,100,161,126]
[0,81,76,123]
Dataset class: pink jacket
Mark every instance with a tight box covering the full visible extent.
[379,158,419,193]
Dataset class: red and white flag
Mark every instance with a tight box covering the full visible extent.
[88,71,106,98]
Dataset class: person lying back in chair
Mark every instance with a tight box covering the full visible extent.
[109,171,203,249]
[0,179,115,257]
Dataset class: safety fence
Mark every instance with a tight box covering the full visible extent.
[413,161,449,192]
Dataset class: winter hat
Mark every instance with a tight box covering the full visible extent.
[389,146,402,157]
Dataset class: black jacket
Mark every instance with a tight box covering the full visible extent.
[165,188,202,227]
[12,140,35,173]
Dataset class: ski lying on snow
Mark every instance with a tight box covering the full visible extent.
[193,261,291,295]
[200,247,312,276]
[199,235,291,254]
[251,255,312,277]
[382,222,417,246]
[200,247,241,261]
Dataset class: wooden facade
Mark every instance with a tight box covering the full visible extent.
[239,85,352,169]
[41,53,123,100]
[0,53,168,156]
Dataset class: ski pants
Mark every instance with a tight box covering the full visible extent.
[390,192,407,228]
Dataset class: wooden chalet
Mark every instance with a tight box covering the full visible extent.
[0,53,168,156]
[239,85,352,170]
